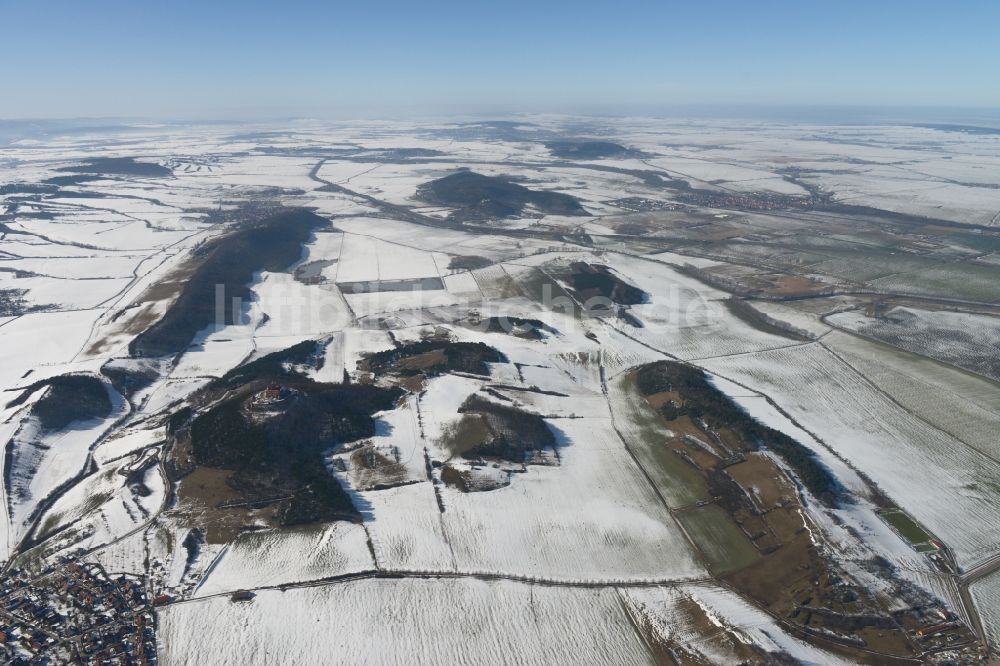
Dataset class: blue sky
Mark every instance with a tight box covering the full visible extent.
[2,0,998,119]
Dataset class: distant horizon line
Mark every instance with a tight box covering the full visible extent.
[3,103,1000,131]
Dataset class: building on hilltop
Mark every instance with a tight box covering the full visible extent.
[263,382,281,401]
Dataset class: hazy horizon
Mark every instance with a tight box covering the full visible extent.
[4,103,1000,122]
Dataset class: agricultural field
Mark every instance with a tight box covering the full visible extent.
[0,116,998,663]
[701,342,1000,569]
[828,305,1000,382]
[970,572,1000,655]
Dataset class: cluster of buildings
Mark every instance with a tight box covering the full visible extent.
[681,189,812,211]
[905,604,984,662]
[608,196,681,212]
[0,562,156,664]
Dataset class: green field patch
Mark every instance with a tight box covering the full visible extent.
[880,509,934,547]
[612,375,708,507]
[676,503,760,575]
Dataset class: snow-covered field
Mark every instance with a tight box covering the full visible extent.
[160,577,848,666]
[436,415,705,582]
[162,578,654,665]
[192,523,375,597]
[828,306,1000,382]
[2,116,999,663]
[971,572,1000,654]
